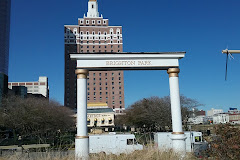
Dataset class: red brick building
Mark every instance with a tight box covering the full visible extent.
[64,0,124,113]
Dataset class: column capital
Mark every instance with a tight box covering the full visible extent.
[167,68,180,77]
[75,69,89,79]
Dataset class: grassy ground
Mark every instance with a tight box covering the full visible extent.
[0,148,196,160]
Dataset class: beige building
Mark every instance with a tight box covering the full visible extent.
[73,103,115,132]
[8,76,49,98]
[64,0,125,113]
[229,114,240,124]
[87,103,114,131]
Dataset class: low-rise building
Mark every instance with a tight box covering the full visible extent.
[8,77,49,98]
[213,113,229,124]
[228,108,240,114]
[188,115,206,124]
[207,108,223,117]
[229,113,240,124]
[74,102,115,132]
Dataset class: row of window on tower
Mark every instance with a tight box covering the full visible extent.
[87,82,122,86]
[80,35,121,40]
[80,19,107,25]
[66,28,121,35]
[90,76,121,81]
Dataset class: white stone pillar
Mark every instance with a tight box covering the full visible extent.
[75,69,89,160]
[167,68,186,153]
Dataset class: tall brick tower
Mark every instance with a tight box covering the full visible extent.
[0,0,11,104]
[64,0,124,113]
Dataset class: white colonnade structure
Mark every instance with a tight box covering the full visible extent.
[71,52,186,159]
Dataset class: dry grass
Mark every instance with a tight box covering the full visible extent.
[0,148,196,160]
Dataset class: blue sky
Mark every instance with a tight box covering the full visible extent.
[8,0,240,112]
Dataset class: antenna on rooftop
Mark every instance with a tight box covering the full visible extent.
[222,49,240,80]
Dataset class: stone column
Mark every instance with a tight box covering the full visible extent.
[167,68,186,153]
[75,69,89,160]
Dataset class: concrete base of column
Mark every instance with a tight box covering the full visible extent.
[170,134,187,153]
[75,138,89,160]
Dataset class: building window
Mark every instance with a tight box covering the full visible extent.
[118,45,120,48]
[93,50,95,53]
[119,91,121,94]
[92,20,95,24]
[112,91,114,95]
[105,73,107,76]
[112,101,115,104]
[99,73,101,76]
[119,77,121,80]
[99,82,102,85]
[94,97,96,100]
[80,31,83,35]
[88,97,90,100]
[94,92,96,95]
[113,106,115,109]
[112,77,114,80]
[100,97,102,100]
[112,87,114,90]
[103,20,106,24]
[86,20,89,24]
[88,92,90,95]
[88,83,89,85]
[105,82,107,85]
[92,31,95,35]
[93,73,95,76]
[98,31,101,35]
[112,96,114,100]
[120,101,122,104]
[119,82,121,85]
[98,20,101,24]
[100,92,102,95]
[106,92,108,94]
[109,118,112,124]
[86,31,89,35]
[106,97,108,100]
[80,20,83,24]
[94,87,96,90]
[88,87,90,90]
[99,78,101,80]
[119,96,121,99]
[119,87,121,89]
[93,83,95,85]
[112,82,114,85]
[112,73,114,76]
[100,87,102,90]
[106,87,108,90]
[93,78,95,81]
[111,45,113,48]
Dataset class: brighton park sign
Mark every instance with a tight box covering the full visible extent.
[70,52,186,160]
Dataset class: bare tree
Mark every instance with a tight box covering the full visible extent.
[0,96,75,143]
[116,96,202,131]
